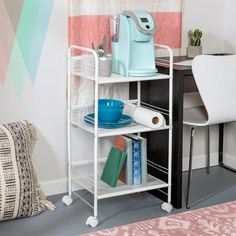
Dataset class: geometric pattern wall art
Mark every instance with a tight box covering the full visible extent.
[0,0,54,98]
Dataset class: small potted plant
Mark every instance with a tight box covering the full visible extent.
[187,29,203,58]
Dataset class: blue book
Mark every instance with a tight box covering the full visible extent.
[132,138,142,185]
[127,134,147,185]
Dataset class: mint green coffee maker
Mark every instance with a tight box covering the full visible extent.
[111,10,157,77]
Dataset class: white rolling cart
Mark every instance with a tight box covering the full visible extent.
[62,44,173,227]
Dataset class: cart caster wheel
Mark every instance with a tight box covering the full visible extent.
[62,195,73,206]
[86,216,99,227]
[161,202,173,213]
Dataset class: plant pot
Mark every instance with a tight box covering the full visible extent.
[187,46,202,58]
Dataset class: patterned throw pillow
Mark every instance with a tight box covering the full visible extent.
[0,121,55,221]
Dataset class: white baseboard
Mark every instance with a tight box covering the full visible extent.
[40,178,83,196]
[40,153,236,196]
[183,152,236,171]
[222,154,236,168]
[182,152,219,172]
[40,178,67,196]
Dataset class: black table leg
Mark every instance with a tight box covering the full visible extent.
[171,70,184,208]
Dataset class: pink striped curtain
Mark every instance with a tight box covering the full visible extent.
[68,0,182,50]
[68,0,182,106]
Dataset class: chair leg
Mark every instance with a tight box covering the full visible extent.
[207,126,210,174]
[186,127,195,209]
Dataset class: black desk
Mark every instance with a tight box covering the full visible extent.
[130,55,234,209]
[154,56,235,207]
[156,56,197,209]
[130,56,197,209]
[132,53,236,209]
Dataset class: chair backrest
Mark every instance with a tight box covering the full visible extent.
[192,54,236,125]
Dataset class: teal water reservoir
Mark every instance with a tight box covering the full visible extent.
[111,10,157,77]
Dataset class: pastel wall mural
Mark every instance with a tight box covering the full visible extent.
[0,0,54,98]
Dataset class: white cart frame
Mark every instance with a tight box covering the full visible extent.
[62,44,173,227]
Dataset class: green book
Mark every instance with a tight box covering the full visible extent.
[101,147,127,187]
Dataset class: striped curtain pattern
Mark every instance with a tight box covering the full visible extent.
[68,0,182,50]
[68,0,182,106]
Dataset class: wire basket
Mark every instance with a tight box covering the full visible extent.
[71,55,95,78]
[71,104,94,126]
[71,54,112,78]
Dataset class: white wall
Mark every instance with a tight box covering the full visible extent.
[223,0,236,168]
[1,0,234,196]
[224,0,236,53]
[0,1,68,195]
[182,0,225,55]
[182,0,226,170]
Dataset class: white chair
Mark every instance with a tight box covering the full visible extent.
[183,54,236,209]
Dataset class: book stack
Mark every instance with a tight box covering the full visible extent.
[101,135,147,187]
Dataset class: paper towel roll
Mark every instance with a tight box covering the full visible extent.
[123,103,137,117]
[124,104,165,129]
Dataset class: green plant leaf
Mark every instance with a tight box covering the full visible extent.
[190,38,195,46]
